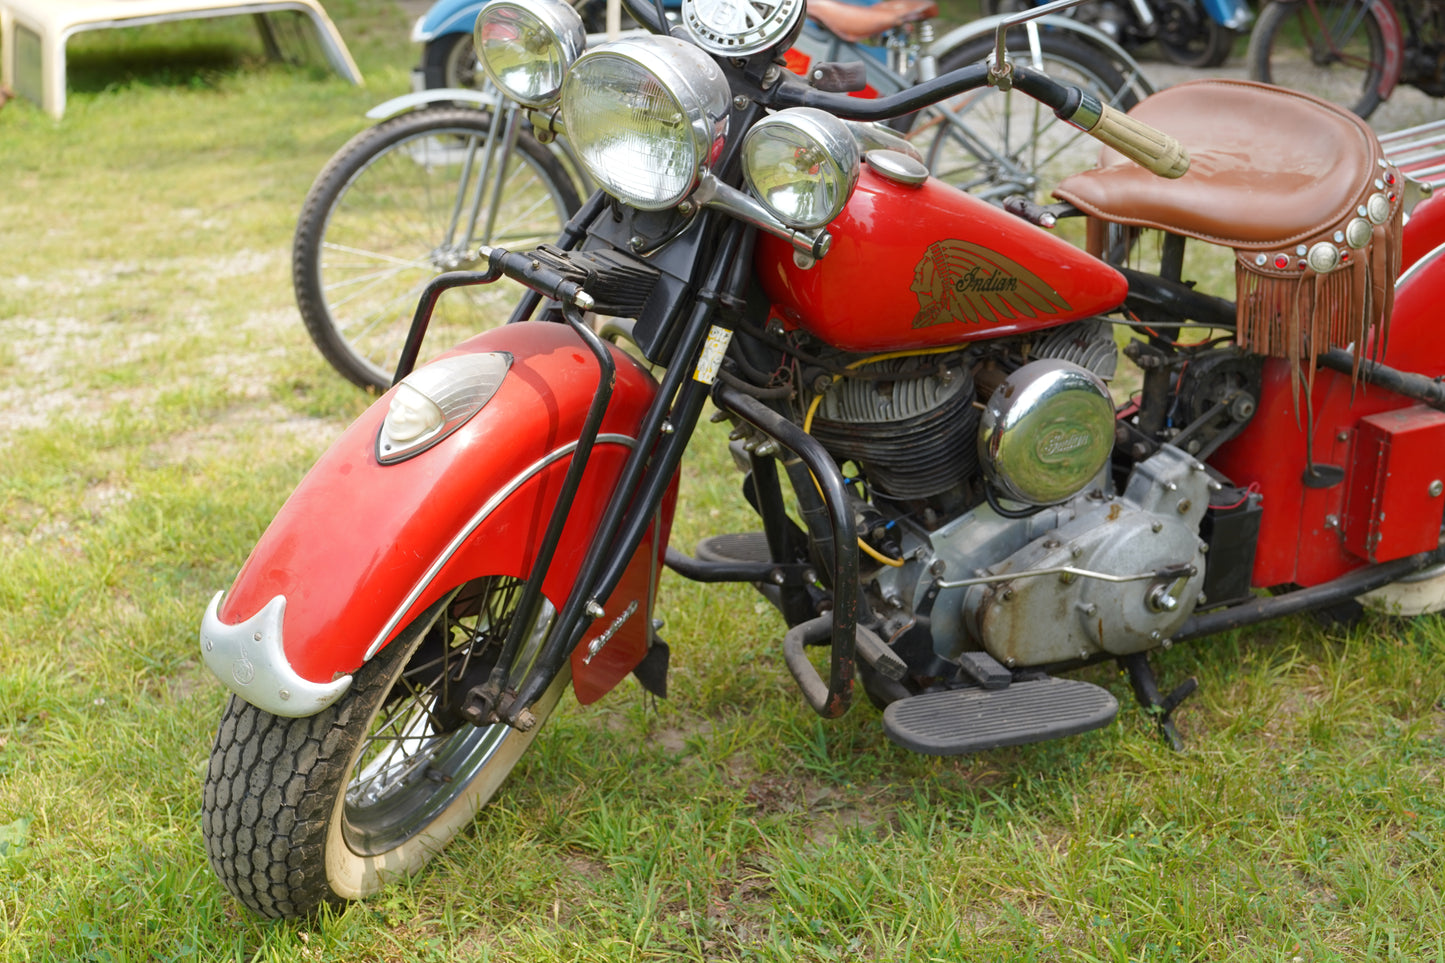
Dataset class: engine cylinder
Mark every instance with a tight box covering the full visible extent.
[810,360,979,501]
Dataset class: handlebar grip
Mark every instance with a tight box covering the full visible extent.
[1084,102,1189,179]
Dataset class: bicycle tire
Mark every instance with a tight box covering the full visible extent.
[293,106,582,392]
[1248,0,1387,118]
[900,33,1143,202]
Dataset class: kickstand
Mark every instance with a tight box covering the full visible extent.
[1119,652,1198,751]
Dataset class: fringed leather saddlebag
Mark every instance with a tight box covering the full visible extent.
[1053,79,1404,394]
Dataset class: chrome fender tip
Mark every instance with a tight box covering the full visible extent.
[199,592,353,717]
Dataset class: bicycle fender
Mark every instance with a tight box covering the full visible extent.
[200,322,674,717]
[364,87,501,121]
[1371,0,1406,102]
[1199,0,1253,31]
[929,14,1155,96]
[410,0,481,43]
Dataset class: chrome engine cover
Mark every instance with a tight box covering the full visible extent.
[965,446,1212,665]
[872,446,1214,669]
[978,358,1115,506]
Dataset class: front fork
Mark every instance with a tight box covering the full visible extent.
[440,222,754,730]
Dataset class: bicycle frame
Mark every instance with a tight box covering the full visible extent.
[1287,0,1405,100]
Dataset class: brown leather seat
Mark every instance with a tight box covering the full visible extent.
[805,0,938,43]
[1054,79,1396,251]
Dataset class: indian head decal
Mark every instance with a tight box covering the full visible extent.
[912,239,1071,328]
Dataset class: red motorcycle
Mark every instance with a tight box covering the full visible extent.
[199,0,1445,919]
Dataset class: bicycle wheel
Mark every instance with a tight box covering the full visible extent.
[1155,0,1238,67]
[1248,0,1387,118]
[293,106,582,392]
[901,33,1144,203]
[421,32,481,89]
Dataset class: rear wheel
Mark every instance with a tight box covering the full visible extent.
[1248,0,1387,118]
[901,33,1145,202]
[202,576,567,918]
[292,106,581,392]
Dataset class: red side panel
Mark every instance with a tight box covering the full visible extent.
[217,322,671,699]
[756,168,1128,351]
[1210,261,1445,587]
[1341,406,1445,562]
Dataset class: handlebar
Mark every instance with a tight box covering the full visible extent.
[772,64,1189,179]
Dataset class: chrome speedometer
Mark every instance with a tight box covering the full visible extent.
[681,0,806,56]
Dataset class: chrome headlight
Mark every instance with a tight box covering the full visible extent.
[742,108,860,231]
[561,37,730,211]
[476,0,584,108]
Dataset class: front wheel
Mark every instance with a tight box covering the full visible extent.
[901,33,1145,202]
[292,107,582,392]
[202,576,567,918]
[1247,0,1388,118]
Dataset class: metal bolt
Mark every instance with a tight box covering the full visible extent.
[1431,480,1443,498]
[279,689,290,701]
[585,601,605,618]
[1151,521,1164,533]
[660,420,675,435]
[204,640,213,651]
[770,569,786,585]
[1161,638,1173,650]
[1149,630,1162,641]
[1337,431,1350,443]
[515,709,537,732]
[929,559,947,576]
[1177,499,1192,514]
[1071,546,1084,558]
[1001,588,1015,601]
[754,440,778,456]
[1324,514,1340,530]
[733,94,750,110]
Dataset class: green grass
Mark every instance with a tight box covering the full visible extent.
[3,2,1445,961]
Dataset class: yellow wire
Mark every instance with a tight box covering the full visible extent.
[797,344,971,570]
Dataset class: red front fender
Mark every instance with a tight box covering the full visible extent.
[208,321,673,711]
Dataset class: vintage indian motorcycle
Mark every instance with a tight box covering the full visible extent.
[199,0,1445,919]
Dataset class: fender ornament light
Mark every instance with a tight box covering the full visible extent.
[377,352,513,464]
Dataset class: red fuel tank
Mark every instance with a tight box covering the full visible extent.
[755,167,1128,352]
